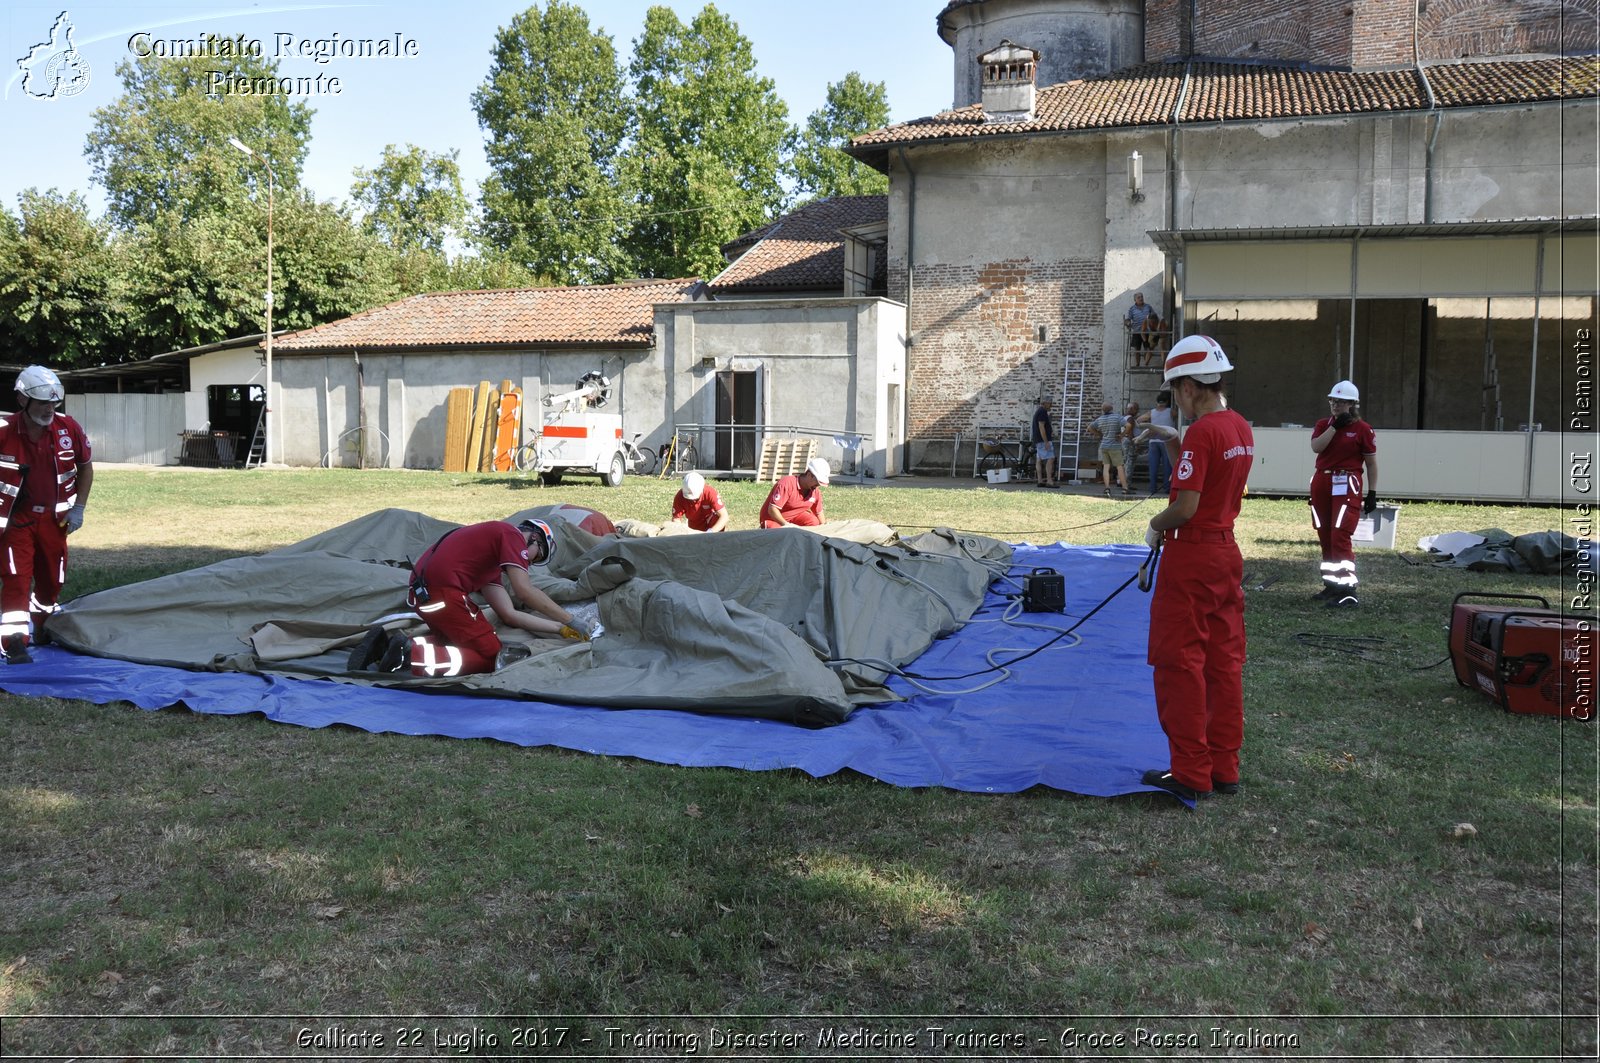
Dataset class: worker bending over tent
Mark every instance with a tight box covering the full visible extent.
[760,458,829,528]
[671,471,728,532]
[351,518,596,677]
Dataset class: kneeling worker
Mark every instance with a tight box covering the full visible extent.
[352,518,594,676]
[760,457,828,528]
[671,471,728,532]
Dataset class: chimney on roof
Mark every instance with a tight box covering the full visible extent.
[979,41,1039,123]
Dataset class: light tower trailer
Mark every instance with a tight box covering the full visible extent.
[531,372,626,487]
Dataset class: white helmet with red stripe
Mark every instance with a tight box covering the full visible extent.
[1162,335,1233,385]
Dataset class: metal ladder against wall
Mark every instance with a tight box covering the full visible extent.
[1056,350,1087,483]
[244,407,267,469]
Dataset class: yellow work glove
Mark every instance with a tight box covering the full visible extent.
[558,623,590,642]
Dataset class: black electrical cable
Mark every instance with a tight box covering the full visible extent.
[1290,632,1451,670]
[892,492,1158,539]
[827,557,1149,682]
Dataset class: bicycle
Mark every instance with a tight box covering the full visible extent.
[620,432,657,476]
[512,429,542,474]
[655,431,699,477]
[977,438,1034,481]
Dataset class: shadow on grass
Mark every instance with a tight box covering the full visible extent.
[67,545,254,598]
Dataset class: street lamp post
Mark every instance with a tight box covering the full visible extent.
[228,136,276,466]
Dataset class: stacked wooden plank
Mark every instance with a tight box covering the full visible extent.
[443,380,522,473]
[756,437,816,482]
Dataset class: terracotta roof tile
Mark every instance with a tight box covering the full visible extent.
[851,56,1598,156]
[709,196,888,293]
[273,279,701,353]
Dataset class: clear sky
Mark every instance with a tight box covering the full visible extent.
[0,0,954,219]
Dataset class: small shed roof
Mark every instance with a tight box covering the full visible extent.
[272,279,703,354]
[709,196,888,294]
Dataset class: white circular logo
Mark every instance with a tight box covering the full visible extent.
[1177,459,1194,481]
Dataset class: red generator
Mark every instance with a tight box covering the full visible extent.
[1448,593,1594,721]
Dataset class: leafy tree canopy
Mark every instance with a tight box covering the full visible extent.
[0,190,124,367]
[351,144,470,255]
[786,72,891,202]
[621,4,792,279]
[472,1,636,285]
[85,39,312,230]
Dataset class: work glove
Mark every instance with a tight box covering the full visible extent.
[63,504,85,534]
[1145,524,1164,551]
[1363,489,1378,515]
[1332,412,1354,430]
[558,623,590,643]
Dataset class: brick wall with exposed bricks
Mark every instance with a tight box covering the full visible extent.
[889,257,1107,451]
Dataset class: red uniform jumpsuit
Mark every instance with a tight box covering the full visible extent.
[0,413,91,649]
[406,522,532,677]
[759,475,823,528]
[672,484,726,531]
[1308,416,1376,593]
[1148,408,1254,793]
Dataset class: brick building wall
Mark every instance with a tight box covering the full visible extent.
[1144,0,1596,67]
[889,257,1106,456]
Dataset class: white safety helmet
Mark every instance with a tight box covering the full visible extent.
[805,457,831,486]
[517,517,557,566]
[1162,335,1233,385]
[1328,379,1360,402]
[682,470,705,500]
[15,365,64,403]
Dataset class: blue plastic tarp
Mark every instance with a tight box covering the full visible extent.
[4,544,1174,797]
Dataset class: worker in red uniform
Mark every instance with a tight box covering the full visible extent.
[759,457,829,528]
[1308,380,1378,607]
[0,366,93,664]
[1141,335,1254,802]
[350,518,594,677]
[671,471,728,532]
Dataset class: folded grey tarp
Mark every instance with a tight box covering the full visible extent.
[48,507,1012,726]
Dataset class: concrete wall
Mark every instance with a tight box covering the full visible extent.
[654,297,907,478]
[272,346,650,469]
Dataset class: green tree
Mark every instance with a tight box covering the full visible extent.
[472,1,635,285]
[0,190,125,367]
[622,4,793,278]
[786,73,891,202]
[120,195,398,358]
[351,144,470,255]
[84,39,313,229]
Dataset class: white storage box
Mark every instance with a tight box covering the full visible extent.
[986,467,1011,484]
[1352,504,1401,550]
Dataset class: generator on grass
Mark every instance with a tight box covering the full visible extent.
[529,372,626,487]
[1448,592,1594,721]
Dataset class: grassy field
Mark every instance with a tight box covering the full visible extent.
[2,466,1595,1059]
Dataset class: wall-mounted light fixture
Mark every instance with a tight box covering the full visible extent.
[1128,150,1145,202]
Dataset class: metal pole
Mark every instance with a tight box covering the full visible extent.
[264,156,275,466]
[228,136,277,466]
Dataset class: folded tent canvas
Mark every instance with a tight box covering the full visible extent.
[46,509,1011,727]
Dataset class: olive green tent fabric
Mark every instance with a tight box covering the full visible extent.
[47,509,1011,726]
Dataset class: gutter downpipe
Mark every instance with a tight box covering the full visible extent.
[1523,232,1546,500]
[1168,61,1193,335]
[1415,0,1442,224]
[895,145,918,474]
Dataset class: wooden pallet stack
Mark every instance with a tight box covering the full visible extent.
[756,437,816,482]
[443,379,521,473]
